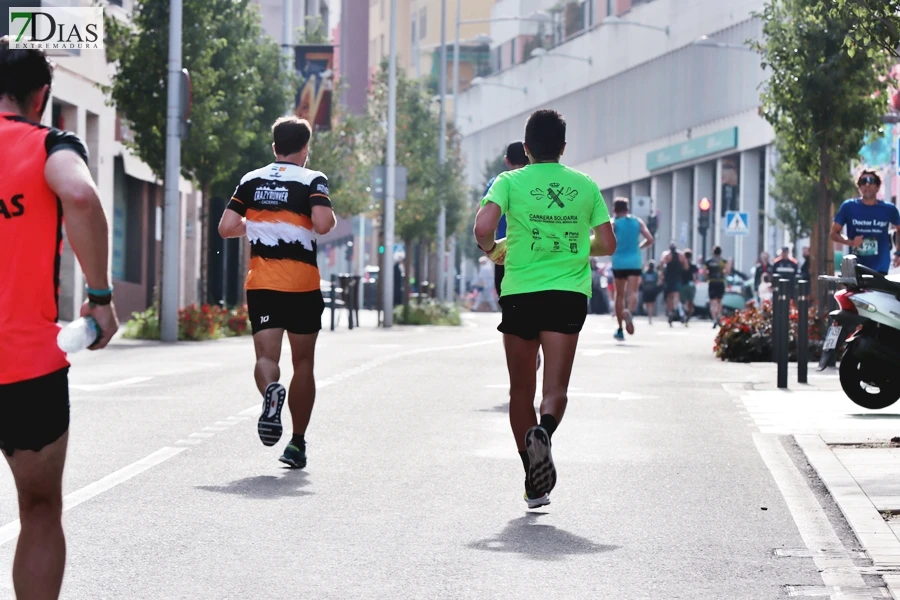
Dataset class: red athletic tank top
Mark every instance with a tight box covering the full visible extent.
[0,113,90,384]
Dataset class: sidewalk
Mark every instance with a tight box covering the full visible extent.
[797,432,900,597]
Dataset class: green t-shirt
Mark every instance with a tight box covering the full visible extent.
[481,162,610,297]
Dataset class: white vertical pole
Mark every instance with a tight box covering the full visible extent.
[382,0,398,327]
[160,0,182,343]
[436,0,448,300]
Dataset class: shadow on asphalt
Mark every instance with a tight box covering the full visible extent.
[196,471,312,498]
[478,403,510,413]
[848,413,900,419]
[467,513,618,560]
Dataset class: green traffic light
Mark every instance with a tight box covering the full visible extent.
[379,245,385,254]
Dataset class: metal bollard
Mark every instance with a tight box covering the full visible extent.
[771,276,781,364]
[797,280,809,384]
[347,276,355,330]
[330,273,337,332]
[777,278,789,389]
[353,275,361,329]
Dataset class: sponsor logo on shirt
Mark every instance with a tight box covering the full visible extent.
[316,183,329,195]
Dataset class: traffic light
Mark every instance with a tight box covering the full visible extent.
[698,197,711,234]
[379,245,385,254]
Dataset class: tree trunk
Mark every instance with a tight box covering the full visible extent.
[403,238,413,308]
[200,182,211,305]
[813,147,834,323]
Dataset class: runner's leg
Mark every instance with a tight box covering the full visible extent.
[5,433,68,600]
[286,332,318,437]
[253,328,283,395]
[614,277,627,338]
[504,334,540,453]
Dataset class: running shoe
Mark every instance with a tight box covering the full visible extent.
[278,442,307,469]
[524,485,551,509]
[525,425,557,496]
[258,382,286,447]
[623,309,635,335]
[613,328,625,341]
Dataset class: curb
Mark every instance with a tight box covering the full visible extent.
[795,434,900,598]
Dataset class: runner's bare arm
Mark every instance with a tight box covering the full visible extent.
[638,217,654,249]
[830,221,862,248]
[474,202,502,251]
[45,149,109,290]
[218,208,246,238]
[311,205,337,235]
[589,222,616,256]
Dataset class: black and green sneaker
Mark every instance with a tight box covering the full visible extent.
[278,442,307,469]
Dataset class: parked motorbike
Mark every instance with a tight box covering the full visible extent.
[818,255,900,409]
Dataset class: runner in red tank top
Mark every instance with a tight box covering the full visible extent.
[0,38,118,599]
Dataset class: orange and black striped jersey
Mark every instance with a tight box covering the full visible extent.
[227,161,333,293]
[0,113,89,384]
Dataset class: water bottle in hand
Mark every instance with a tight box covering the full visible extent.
[57,317,101,353]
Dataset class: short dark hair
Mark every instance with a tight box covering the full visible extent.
[524,109,566,162]
[713,245,722,256]
[858,169,881,186]
[505,141,527,166]
[272,116,312,156]
[613,197,629,214]
[0,36,53,116]
[684,249,693,260]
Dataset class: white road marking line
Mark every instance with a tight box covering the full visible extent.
[69,376,154,391]
[0,447,185,547]
[752,433,869,591]
[175,438,203,446]
[0,338,501,548]
[580,349,630,356]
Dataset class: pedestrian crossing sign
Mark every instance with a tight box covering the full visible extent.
[725,211,749,236]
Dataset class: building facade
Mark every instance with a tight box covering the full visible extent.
[0,0,203,322]
[456,0,786,275]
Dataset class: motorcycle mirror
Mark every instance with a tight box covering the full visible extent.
[841,254,858,281]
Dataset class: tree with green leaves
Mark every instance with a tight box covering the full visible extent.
[826,0,900,58]
[770,145,858,249]
[105,0,287,303]
[363,61,467,303]
[753,0,886,312]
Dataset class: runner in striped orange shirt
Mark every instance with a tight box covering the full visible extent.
[218,116,336,469]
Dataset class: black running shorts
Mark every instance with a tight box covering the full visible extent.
[494,264,505,297]
[247,289,325,335]
[0,367,70,457]
[498,290,588,341]
[708,282,726,301]
[613,269,642,279]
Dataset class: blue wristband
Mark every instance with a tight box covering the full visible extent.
[86,286,113,297]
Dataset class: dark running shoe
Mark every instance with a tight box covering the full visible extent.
[524,481,551,509]
[278,442,307,469]
[525,425,557,497]
[258,382,286,447]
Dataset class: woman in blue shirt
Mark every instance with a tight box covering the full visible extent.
[610,198,655,340]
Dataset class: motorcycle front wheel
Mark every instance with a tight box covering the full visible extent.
[839,345,900,410]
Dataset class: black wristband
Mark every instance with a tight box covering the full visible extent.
[88,293,112,306]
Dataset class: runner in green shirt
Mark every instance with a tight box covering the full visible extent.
[474,109,617,509]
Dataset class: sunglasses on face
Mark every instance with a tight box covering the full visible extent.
[859,176,880,186]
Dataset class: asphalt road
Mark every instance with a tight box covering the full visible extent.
[0,312,872,599]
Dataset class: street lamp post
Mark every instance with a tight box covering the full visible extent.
[160,0,183,342]
[383,0,398,327]
[451,0,461,301]
[436,0,448,301]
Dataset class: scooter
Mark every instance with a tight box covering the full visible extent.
[818,255,900,409]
